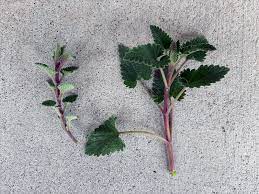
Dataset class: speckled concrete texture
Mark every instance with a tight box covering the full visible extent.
[0,0,258,193]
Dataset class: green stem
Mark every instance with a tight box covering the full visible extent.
[169,57,187,85]
[175,87,186,101]
[119,130,168,144]
[159,68,168,88]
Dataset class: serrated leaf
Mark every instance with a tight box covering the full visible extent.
[187,50,207,62]
[85,116,125,156]
[180,36,216,53]
[62,94,78,103]
[42,100,56,106]
[35,63,55,77]
[118,44,152,88]
[152,70,165,103]
[124,43,170,68]
[61,66,79,76]
[46,79,55,90]
[180,65,229,88]
[180,36,216,62]
[150,25,172,49]
[58,83,75,93]
[152,69,185,103]
[170,78,186,101]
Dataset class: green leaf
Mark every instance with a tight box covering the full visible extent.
[150,25,172,49]
[53,44,74,62]
[53,44,64,61]
[62,94,78,103]
[170,78,186,101]
[35,63,55,77]
[187,50,207,62]
[180,36,216,53]
[152,70,165,103]
[85,116,125,156]
[60,52,74,62]
[180,65,229,88]
[180,36,216,62]
[58,83,75,93]
[46,79,55,90]
[61,66,79,76]
[66,115,78,122]
[42,100,56,106]
[118,44,152,88]
[124,43,170,68]
[152,69,185,103]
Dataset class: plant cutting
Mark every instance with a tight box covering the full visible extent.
[36,44,79,143]
[85,25,229,175]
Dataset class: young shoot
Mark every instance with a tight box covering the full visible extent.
[36,44,79,143]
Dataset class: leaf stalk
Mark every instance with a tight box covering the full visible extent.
[119,130,168,144]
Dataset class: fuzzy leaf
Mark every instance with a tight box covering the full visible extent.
[152,69,185,103]
[180,36,216,62]
[180,65,229,88]
[180,36,216,53]
[53,44,74,62]
[35,63,55,77]
[119,44,152,88]
[60,52,75,62]
[150,25,172,49]
[187,50,207,62]
[85,116,125,156]
[62,94,78,103]
[46,79,55,90]
[58,83,75,93]
[53,44,64,61]
[124,43,170,68]
[42,100,56,106]
[61,66,79,76]
[170,78,186,101]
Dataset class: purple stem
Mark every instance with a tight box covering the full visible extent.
[162,65,175,174]
[54,61,78,143]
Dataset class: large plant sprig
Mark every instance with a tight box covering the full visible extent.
[36,44,79,143]
[85,25,229,175]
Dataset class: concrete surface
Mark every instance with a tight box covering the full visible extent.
[0,0,258,193]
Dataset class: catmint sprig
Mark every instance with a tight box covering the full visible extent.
[36,44,79,143]
[85,25,229,175]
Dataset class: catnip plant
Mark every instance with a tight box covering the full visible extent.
[36,44,79,143]
[85,25,229,175]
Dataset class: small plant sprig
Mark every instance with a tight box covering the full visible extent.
[85,25,229,175]
[36,44,79,143]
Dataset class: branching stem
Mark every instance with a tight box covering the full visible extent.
[160,60,179,174]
